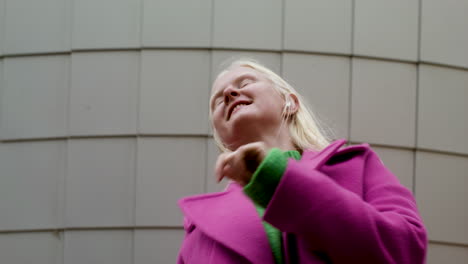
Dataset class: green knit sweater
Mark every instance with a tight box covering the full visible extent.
[243,148,302,264]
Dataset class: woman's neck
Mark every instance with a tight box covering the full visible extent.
[227,129,297,152]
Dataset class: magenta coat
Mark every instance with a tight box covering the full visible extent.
[177,139,427,263]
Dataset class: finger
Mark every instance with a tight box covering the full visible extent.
[220,152,237,182]
[221,163,232,183]
[214,153,226,183]
[235,142,267,185]
[214,153,231,183]
[229,150,250,185]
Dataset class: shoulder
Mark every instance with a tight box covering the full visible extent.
[326,142,375,166]
[302,138,377,169]
[320,141,399,188]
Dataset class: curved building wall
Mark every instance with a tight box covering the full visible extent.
[0,0,467,263]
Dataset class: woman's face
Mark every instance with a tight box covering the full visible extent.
[210,66,286,150]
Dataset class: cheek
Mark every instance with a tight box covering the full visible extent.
[211,108,224,128]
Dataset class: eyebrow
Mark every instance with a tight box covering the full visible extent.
[210,73,255,109]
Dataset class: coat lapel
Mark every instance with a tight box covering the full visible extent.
[178,182,275,263]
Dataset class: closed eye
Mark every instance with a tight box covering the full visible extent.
[240,78,253,88]
[214,97,223,107]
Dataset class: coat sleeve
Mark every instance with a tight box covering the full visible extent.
[262,147,428,264]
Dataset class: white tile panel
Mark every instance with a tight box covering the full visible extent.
[1,56,68,140]
[284,0,352,54]
[142,0,211,47]
[427,243,468,264]
[4,0,71,54]
[139,50,210,135]
[372,146,414,191]
[213,0,282,50]
[64,230,132,264]
[418,65,468,155]
[72,0,140,49]
[70,52,139,136]
[354,0,419,61]
[134,229,185,264]
[416,151,468,244]
[421,0,468,68]
[66,138,135,227]
[351,58,417,147]
[0,59,3,138]
[0,0,4,55]
[136,137,205,226]
[57,140,66,229]
[0,141,66,230]
[282,53,350,139]
[0,232,63,264]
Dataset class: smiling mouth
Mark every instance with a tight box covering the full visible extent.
[228,102,252,120]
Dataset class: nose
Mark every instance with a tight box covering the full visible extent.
[223,86,240,104]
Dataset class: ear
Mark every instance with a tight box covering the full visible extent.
[286,93,299,115]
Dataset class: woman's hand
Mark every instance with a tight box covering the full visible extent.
[214,142,268,186]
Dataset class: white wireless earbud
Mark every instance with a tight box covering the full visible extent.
[285,101,292,109]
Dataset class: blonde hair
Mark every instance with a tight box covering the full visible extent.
[210,57,335,153]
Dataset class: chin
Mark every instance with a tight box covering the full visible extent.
[223,115,263,146]
[228,111,258,130]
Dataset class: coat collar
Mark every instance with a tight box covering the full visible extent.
[178,138,348,263]
[301,138,347,167]
[178,183,275,263]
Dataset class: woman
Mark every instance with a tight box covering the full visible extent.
[177,59,427,263]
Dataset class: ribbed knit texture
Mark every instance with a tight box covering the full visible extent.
[243,148,301,264]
